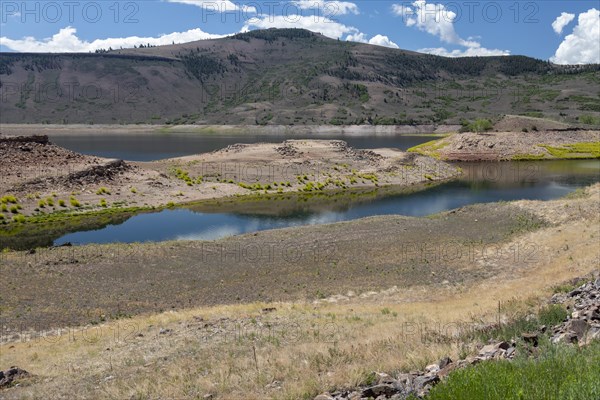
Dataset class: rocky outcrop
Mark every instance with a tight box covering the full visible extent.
[550,278,600,346]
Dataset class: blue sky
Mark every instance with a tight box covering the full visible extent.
[1,1,599,64]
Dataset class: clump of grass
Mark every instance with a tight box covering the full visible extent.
[58,199,66,207]
[12,214,26,223]
[1,195,18,204]
[9,205,19,214]
[99,198,108,208]
[512,153,546,161]
[0,213,4,220]
[130,187,137,194]
[166,202,175,208]
[96,187,111,195]
[46,197,54,207]
[408,139,449,159]
[69,196,81,207]
[1,204,7,212]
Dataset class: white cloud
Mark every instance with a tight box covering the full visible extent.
[292,0,359,15]
[242,15,359,40]
[244,16,399,48]
[0,26,228,53]
[552,12,576,35]
[551,8,600,65]
[166,0,255,13]
[392,0,509,57]
[368,34,399,49]
[418,45,508,57]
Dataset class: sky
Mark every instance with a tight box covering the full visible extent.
[0,1,599,64]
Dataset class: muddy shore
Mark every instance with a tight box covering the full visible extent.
[0,136,459,219]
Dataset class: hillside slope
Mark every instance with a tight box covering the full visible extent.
[1,28,599,125]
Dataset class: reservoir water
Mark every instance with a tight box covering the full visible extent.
[49,160,600,246]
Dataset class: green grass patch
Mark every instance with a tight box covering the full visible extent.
[408,139,449,159]
[539,142,600,159]
[424,341,600,400]
[511,153,546,161]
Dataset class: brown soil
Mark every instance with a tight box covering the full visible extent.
[0,136,459,218]
[420,130,599,161]
[1,183,598,334]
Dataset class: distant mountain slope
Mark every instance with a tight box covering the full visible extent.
[1,28,599,125]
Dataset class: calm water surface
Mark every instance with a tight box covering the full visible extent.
[53,160,600,246]
[50,133,440,161]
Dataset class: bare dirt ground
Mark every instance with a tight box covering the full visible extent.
[1,184,598,333]
[412,130,599,161]
[0,185,598,399]
[0,137,459,218]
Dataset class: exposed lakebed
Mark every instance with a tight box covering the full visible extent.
[1,159,594,249]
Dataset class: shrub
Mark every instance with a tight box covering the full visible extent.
[9,205,19,214]
[96,187,110,195]
[58,199,66,207]
[1,195,18,204]
[1,204,7,212]
[12,214,26,223]
[38,200,46,208]
[99,198,108,207]
[130,188,137,194]
[460,118,493,133]
[46,197,54,207]
[70,197,81,207]
[0,213,4,220]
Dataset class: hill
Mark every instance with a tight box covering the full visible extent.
[1,28,599,125]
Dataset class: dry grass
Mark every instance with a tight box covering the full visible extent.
[2,186,599,399]
[2,213,598,399]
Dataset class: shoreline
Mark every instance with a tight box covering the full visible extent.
[0,123,459,136]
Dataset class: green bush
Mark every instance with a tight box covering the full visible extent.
[9,205,19,214]
[1,204,7,212]
[58,199,66,207]
[46,197,54,207]
[0,213,4,220]
[460,118,493,133]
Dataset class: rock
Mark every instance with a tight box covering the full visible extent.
[438,356,452,369]
[262,307,277,313]
[159,328,172,335]
[505,347,516,358]
[522,332,539,347]
[479,341,510,358]
[438,362,458,379]
[313,394,334,400]
[361,384,398,398]
[565,319,590,340]
[375,372,396,384]
[425,363,440,374]
[0,367,31,388]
